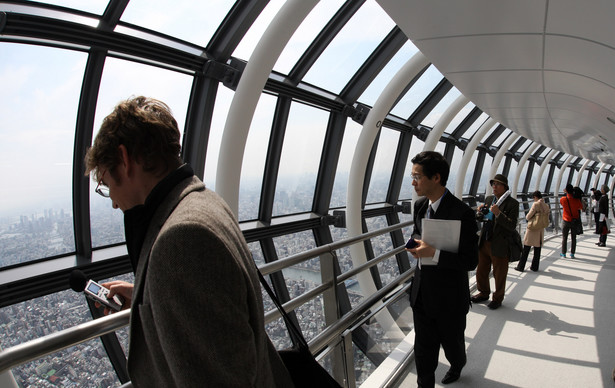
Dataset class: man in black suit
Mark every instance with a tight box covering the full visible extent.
[406,151,479,387]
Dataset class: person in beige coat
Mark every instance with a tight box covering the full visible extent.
[515,191,550,272]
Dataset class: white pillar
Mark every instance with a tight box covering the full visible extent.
[534,149,557,192]
[555,155,575,196]
[423,94,469,151]
[512,142,539,198]
[592,163,607,189]
[454,118,497,199]
[574,159,591,187]
[215,0,319,216]
[346,52,430,341]
[413,94,469,206]
[486,133,520,197]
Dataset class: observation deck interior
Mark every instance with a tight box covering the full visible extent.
[2,0,615,387]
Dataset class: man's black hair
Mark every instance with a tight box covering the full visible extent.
[411,151,449,186]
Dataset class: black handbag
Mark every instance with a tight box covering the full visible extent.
[257,271,342,388]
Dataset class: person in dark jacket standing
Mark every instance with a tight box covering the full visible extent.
[406,151,478,387]
[597,184,609,247]
[472,174,519,310]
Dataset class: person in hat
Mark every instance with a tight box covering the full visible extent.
[472,174,519,310]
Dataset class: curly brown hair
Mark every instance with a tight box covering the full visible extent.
[85,96,182,180]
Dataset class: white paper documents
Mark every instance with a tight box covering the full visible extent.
[418,218,461,266]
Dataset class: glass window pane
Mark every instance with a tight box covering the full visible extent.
[359,41,419,107]
[479,154,494,194]
[400,135,426,200]
[238,94,277,221]
[330,120,361,209]
[421,88,462,128]
[273,0,346,74]
[366,128,399,204]
[120,0,236,47]
[0,290,121,387]
[233,1,285,60]
[302,0,394,93]
[462,112,491,140]
[0,43,83,267]
[273,103,328,216]
[443,101,474,134]
[90,58,192,248]
[390,65,442,119]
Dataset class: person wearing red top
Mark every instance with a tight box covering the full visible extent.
[559,183,584,258]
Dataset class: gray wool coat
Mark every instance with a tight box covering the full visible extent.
[127,176,294,387]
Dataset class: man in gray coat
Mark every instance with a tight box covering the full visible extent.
[85,96,294,387]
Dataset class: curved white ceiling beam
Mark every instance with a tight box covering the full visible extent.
[592,163,607,189]
[575,159,591,187]
[346,51,429,341]
[555,155,575,197]
[413,94,468,207]
[512,143,540,198]
[215,0,319,216]
[534,149,557,192]
[454,117,497,199]
[486,133,520,197]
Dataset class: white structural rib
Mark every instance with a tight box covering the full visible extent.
[534,149,557,192]
[512,142,539,198]
[215,0,318,216]
[454,117,497,199]
[346,51,429,341]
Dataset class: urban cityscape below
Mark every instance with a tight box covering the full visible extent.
[1,180,410,387]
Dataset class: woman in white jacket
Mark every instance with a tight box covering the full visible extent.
[515,191,550,272]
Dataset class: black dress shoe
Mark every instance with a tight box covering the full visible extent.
[441,369,461,384]
[487,300,502,310]
[471,294,489,303]
[513,266,523,272]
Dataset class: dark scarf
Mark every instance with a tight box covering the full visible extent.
[123,164,194,271]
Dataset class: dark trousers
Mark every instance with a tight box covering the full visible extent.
[561,220,577,254]
[517,245,541,271]
[476,241,509,302]
[594,212,601,233]
[599,221,608,244]
[412,298,467,388]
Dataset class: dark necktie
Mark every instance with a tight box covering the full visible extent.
[428,205,434,219]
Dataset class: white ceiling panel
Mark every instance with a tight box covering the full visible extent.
[376,0,615,164]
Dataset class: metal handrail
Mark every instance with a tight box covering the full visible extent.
[0,310,130,373]
[0,220,415,376]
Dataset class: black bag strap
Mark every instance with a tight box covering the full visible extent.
[565,197,577,220]
[257,270,310,351]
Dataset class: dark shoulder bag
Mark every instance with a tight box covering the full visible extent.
[257,271,342,388]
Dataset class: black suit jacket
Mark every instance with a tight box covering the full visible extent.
[409,191,479,317]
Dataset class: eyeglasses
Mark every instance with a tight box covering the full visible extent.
[95,170,110,198]
[411,174,423,181]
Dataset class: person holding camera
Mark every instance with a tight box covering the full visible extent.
[472,174,519,310]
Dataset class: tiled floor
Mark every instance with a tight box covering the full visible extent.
[395,233,615,388]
